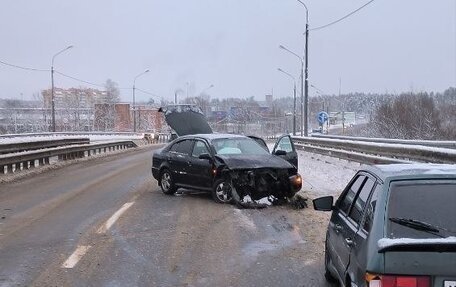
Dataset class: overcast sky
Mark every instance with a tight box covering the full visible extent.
[0,0,455,102]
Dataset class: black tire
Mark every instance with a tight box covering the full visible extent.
[159,169,177,195]
[324,244,338,283]
[212,179,234,204]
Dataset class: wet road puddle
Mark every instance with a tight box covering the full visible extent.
[242,223,306,258]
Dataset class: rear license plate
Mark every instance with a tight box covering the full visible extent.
[444,281,456,287]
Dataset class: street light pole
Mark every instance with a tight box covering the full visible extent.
[279,45,304,136]
[51,45,73,132]
[132,69,150,132]
[200,84,214,95]
[297,0,309,136]
[277,68,297,135]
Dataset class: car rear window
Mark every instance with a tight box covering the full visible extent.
[387,180,456,239]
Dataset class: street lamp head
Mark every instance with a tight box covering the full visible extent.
[66,45,74,50]
[277,68,283,72]
[279,45,285,50]
[144,69,150,73]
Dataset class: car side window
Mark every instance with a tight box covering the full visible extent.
[339,175,366,215]
[362,184,380,232]
[192,140,209,157]
[169,141,181,152]
[349,177,375,225]
[170,140,193,155]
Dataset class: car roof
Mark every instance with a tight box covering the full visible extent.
[364,163,456,181]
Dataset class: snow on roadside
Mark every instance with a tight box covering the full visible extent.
[297,150,364,197]
[266,141,361,197]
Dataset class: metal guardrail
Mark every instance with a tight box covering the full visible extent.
[0,132,145,139]
[0,138,90,155]
[0,141,137,175]
[292,136,456,164]
[311,134,456,149]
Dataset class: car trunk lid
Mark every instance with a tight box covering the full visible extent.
[378,238,456,276]
[159,104,212,136]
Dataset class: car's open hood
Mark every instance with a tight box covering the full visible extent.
[215,154,294,170]
[159,105,212,136]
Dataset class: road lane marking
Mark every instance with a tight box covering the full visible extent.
[97,202,135,234]
[61,245,91,268]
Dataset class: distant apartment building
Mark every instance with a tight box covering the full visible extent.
[42,87,108,109]
[93,103,164,133]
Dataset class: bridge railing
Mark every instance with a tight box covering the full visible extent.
[310,134,456,149]
[0,138,90,155]
[0,132,173,176]
[0,141,137,175]
[291,136,456,164]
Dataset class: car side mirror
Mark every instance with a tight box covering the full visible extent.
[313,196,334,211]
[274,150,287,156]
[198,153,212,161]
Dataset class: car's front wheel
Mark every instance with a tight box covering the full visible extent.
[159,169,176,195]
[212,179,233,204]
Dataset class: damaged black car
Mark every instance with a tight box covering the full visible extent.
[151,105,302,206]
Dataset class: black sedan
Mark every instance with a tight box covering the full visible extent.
[151,133,302,204]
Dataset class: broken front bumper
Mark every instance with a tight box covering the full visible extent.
[226,169,302,201]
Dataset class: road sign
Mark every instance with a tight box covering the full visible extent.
[317,111,329,125]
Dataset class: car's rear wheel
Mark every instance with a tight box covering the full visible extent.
[324,244,337,283]
[212,179,233,204]
[160,169,176,195]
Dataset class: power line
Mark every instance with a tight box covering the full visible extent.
[310,0,375,32]
[0,59,49,72]
[135,88,163,100]
[1,60,165,100]
[54,70,106,88]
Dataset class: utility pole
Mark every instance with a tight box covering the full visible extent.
[339,78,345,134]
[297,0,309,136]
[132,69,150,132]
[304,22,309,137]
[51,66,55,132]
[279,45,303,136]
[50,45,73,132]
[277,68,297,135]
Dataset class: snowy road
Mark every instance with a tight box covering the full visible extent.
[0,146,359,287]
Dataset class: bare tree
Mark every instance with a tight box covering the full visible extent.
[104,79,120,104]
[370,93,441,140]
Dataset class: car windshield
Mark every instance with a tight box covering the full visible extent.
[212,138,269,155]
[387,180,456,239]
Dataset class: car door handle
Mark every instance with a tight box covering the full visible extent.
[345,238,354,246]
[334,224,343,232]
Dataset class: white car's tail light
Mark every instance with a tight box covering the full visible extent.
[366,273,431,287]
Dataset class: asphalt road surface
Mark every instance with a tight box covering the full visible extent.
[0,145,335,287]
